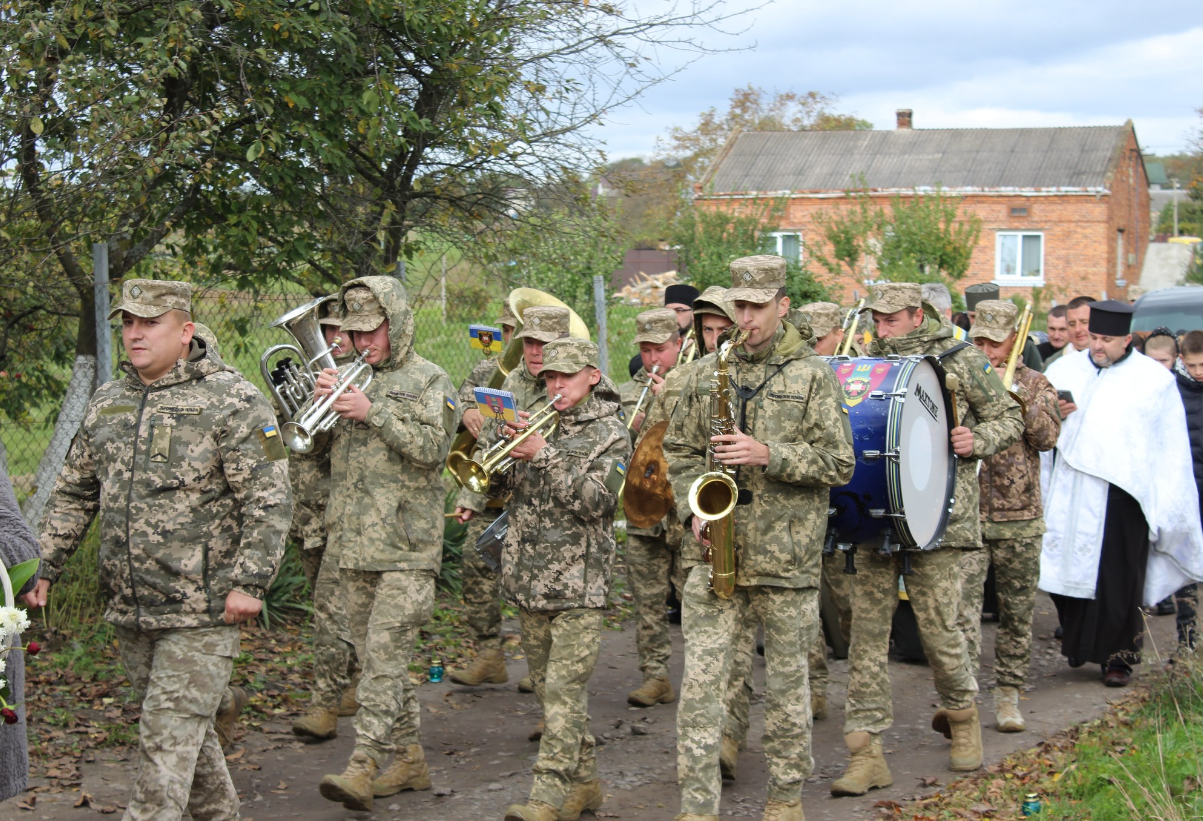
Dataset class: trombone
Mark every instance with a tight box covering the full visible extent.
[452,395,562,494]
[281,346,374,453]
[1001,302,1034,414]
[626,364,660,431]
[838,298,866,357]
[675,326,698,367]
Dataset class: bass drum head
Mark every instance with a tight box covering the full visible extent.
[888,357,954,549]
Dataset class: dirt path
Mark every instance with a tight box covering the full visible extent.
[6,593,1179,820]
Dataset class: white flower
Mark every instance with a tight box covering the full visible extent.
[0,656,6,674]
[0,607,30,636]
[0,677,5,690]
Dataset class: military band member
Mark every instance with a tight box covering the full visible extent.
[795,301,845,357]
[832,283,1022,796]
[29,279,293,821]
[957,300,1060,732]
[665,256,855,821]
[313,277,459,811]
[628,283,700,377]
[494,338,631,821]
[965,283,1043,371]
[619,308,684,707]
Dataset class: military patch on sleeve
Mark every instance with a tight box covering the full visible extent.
[442,394,458,433]
[983,363,993,374]
[603,460,627,496]
[256,425,287,462]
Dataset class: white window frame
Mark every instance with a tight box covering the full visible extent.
[993,231,1045,287]
[764,231,803,264]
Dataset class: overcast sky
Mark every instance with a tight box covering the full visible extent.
[593,0,1202,162]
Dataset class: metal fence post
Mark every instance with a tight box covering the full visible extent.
[395,258,406,283]
[593,275,609,376]
[93,242,112,390]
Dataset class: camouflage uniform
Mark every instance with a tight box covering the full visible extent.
[318,277,459,767]
[664,256,856,816]
[843,285,1023,739]
[488,338,631,811]
[38,279,293,821]
[957,302,1061,689]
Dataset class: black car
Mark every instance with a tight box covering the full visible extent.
[1132,286,1203,335]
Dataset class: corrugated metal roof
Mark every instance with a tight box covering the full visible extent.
[703,126,1131,194]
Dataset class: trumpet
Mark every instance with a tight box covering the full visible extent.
[452,395,562,494]
[281,347,374,453]
[626,365,660,431]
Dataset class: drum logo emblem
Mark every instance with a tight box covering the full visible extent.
[836,362,892,407]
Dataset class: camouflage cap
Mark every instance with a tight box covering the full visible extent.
[727,255,786,304]
[964,282,1001,311]
[318,298,343,327]
[108,278,191,320]
[633,308,678,345]
[693,285,732,317]
[799,301,842,337]
[540,337,599,374]
[867,282,922,314]
[341,286,386,332]
[515,305,570,343]
[968,299,1018,343]
[191,322,220,356]
[497,301,519,329]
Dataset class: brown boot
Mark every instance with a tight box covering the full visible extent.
[292,706,338,740]
[627,676,676,707]
[943,705,984,771]
[518,675,535,693]
[558,779,603,821]
[993,687,1025,733]
[504,799,559,821]
[215,686,247,754]
[371,743,432,797]
[319,751,377,811]
[528,719,545,742]
[448,648,509,686]
[338,679,360,717]
[811,692,828,721]
[763,798,804,821]
[719,735,739,781]
[830,732,893,796]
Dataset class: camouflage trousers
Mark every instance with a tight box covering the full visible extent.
[626,531,684,682]
[114,625,241,821]
[462,511,504,649]
[845,547,977,736]
[517,607,603,808]
[342,569,435,766]
[956,538,1041,689]
[302,546,360,711]
[678,565,819,815]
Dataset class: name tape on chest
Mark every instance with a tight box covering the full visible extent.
[387,388,420,402]
[158,405,203,415]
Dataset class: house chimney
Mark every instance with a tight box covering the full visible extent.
[896,109,913,130]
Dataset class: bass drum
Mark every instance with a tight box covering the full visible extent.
[826,355,956,550]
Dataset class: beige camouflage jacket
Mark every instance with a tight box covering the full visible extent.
[38,342,293,630]
[665,322,856,589]
[319,277,460,573]
[458,356,500,408]
[489,378,631,611]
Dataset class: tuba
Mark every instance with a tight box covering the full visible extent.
[260,296,340,422]
[687,329,750,600]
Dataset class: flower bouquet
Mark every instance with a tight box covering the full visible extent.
[0,557,40,724]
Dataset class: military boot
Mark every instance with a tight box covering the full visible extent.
[518,675,535,693]
[719,735,740,781]
[558,779,603,821]
[319,751,377,811]
[448,648,509,686]
[371,743,432,797]
[933,705,983,771]
[528,719,545,742]
[993,687,1025,733]
[811,692,828,721]
[830,732,893,796]
[627,676,676,707]
[338,678,360,717]
[215,686,247,754]
[292,706,339,740]
[504,799,559,821]
[763,798,804,821]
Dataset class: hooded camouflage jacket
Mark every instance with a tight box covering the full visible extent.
[490,378,631,611]
[38,341,293,630]
[321,277,460,572]
[979,362,1060,528]
[665,321,856,589]
[867,308,1024,548]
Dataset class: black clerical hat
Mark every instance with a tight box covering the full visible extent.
[964,283,1000,311]
[664,284,700,306]
[1087,299,1134,337]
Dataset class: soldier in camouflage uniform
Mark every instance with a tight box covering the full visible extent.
[664,256,856,821]
[958,300,1060,733]
[30,279,293,821]
[832,283,1023,797]
[481,337,631,821]
[311,277,460,812]
[446,303,520,688]
[619,307,685,708]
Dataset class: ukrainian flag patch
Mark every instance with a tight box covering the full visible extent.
[445,396,457,410]
[257,424,287,461]
[983,363,993,373]
[604,459,628,495]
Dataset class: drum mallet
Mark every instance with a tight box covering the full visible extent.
[944,372,962,433]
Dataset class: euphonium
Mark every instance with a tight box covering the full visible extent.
[453,395,562,494]
[260,295,340,422]
[687,328,750,600]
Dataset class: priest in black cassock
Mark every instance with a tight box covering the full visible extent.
[1040,300,1203,686]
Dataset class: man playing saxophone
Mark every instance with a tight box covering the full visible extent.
[664,256,855,821]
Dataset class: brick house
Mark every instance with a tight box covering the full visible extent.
[693,111,1150,305]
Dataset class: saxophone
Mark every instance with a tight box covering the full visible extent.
[687,329,750,600]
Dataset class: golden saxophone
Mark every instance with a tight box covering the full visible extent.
[687,328,750,600]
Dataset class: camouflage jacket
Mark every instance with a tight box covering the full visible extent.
[665,322,856,589]
[319,277,460,573]
[979,363,1060,525]
[867,311,1024,548]
[38,342,293,630]
[458,356,501,408]
[489,379,631,611]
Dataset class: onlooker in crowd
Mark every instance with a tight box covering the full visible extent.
[1142,329,1187,617]
[0,466,39,803]
[922,283,966,340]
[1037,305,1069,361]
[1173,330,1203,653]
[1043,296,1094,367]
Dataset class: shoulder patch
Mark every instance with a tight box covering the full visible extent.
[387,389,420,402]
[256,424,287,461]
[603,459,627,496]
